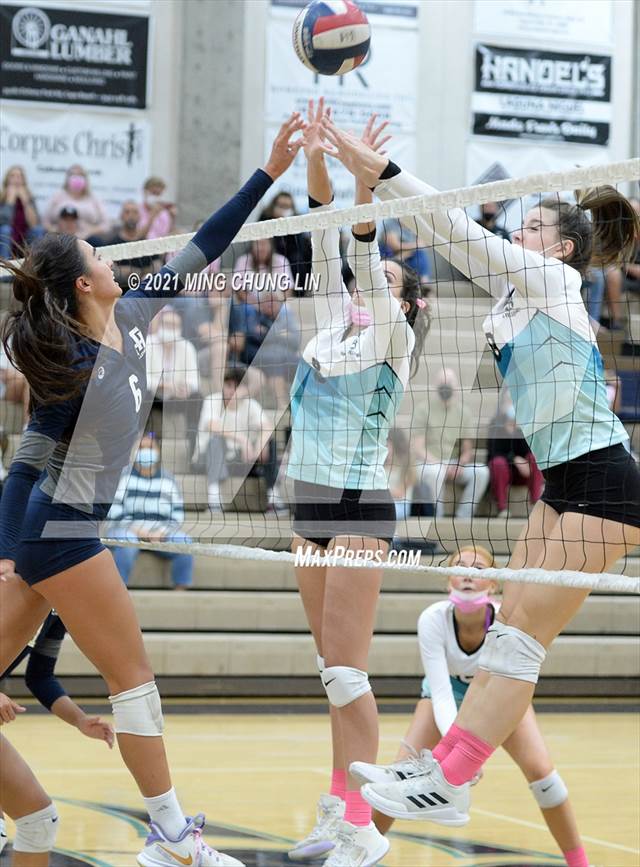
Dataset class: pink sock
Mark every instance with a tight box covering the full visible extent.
[330,768,347,800]
[439,727,495,786]
[563,846,589,867]
[344,789,372,827]
[432,723,465,764]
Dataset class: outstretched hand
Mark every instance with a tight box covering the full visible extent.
[303,97,331,159]
[263,112,306,181]
[320,118,389,188]
[361,113,391,154]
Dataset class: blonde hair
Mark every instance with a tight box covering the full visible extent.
[447,545,495,569]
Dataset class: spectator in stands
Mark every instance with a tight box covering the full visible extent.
[233,237,293,294]
[196,366,274,511]
[228,285,264,366]
[487,399,543,517]
[56,205,81,238]
[414,368,489,518]
[379,219,431,281]
[146,306,202,452]
[0,165,44,258]
[43,164,111,239]
[138,175,176,240]
[477,201,510,241]
[91,200,155,287]
[259,191,312,291]
[253,289,300,407]
[108,434,193,590]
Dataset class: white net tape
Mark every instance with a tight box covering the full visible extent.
[101,538,640,594]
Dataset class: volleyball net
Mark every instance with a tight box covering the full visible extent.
[2,158,639,591]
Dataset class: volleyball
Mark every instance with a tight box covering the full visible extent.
[292,0,371,76]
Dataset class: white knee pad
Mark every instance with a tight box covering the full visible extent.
[529,770,569,809]
[109,680,164,736]
[13,804,59,853]
[321,665,371,707]
[316,654,326,674]
[478,624,546,684]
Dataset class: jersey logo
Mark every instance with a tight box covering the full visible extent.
[128,327,146,358]
[128,374,143,413]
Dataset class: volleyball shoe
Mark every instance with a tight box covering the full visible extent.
[137,814,244,866]
[288,794,345,860]
[321,820,389,866]
[361,760,470,826]
[349,743,435,786]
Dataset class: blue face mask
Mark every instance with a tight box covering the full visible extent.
[136,447,158,468]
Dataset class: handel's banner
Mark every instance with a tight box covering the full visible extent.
[0,4,149,109]
[472,43,612,145]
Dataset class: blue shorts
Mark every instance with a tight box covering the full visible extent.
[14,487,106,586]
[420,674,470,707]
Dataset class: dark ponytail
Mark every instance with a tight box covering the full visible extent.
[387,258,431,379]
[540,186,639,276]
[1,233,91,405]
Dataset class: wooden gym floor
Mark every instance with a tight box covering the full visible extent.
[2,701,638,867]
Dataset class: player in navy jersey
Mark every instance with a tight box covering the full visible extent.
[0,114,304,867]
[287,102,429,867]
[318,121,640,850]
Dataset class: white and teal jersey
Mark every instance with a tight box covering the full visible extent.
[286,204,414,490]
[375,170,628,470]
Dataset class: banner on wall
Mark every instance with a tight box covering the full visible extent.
[266,0,419,210]
[472,43,612,145]
[0,108,150,216]
[473,0,613,47]
[0,4,150,108]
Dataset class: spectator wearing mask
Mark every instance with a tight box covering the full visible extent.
[233,237,293,294]
[487,399,544,517]
[108,434,193,589]
[477,201,510,241]
[138,176,176,240]
[43,164,111,239]
[259,191,312,290]
[0,165,44,258]
[414,368,489,518]
[196,367,275,511]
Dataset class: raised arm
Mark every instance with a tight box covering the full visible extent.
[320,121,581,302]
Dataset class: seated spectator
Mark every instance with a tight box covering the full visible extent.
[139,175,176,240]
[379,218,431,282]
[108,434,193,590]
[487,401,543,517]
[146,307,202,450]
[259,191,312,291]
[233,237,293,294]
[0,165,44,258]
[414,368,489,518]
[253,290,300,407]
[90,200,155,287]
[56,205,81,238]
[229,285,264,366]
[477,201,510,241]
[196,367,275,511]
[44,164,111,239]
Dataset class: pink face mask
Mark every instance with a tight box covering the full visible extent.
[350,301,373,328]
[448,588,492,614]
[68,174,87,194]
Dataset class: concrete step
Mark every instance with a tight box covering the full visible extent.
[21,632,639,679]
[129,590,640,636]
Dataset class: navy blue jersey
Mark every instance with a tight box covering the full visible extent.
[0,169,273,559]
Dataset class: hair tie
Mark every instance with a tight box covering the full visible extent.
[415,297,427,309]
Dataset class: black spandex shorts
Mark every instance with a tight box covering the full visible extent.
[292,480,396,549]
[541,444,640,528]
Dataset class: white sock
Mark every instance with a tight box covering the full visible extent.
[143,787,186,840]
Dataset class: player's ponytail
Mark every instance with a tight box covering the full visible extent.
[390,258,431,379]
[540,187,639,276]
[1,233,91,405]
